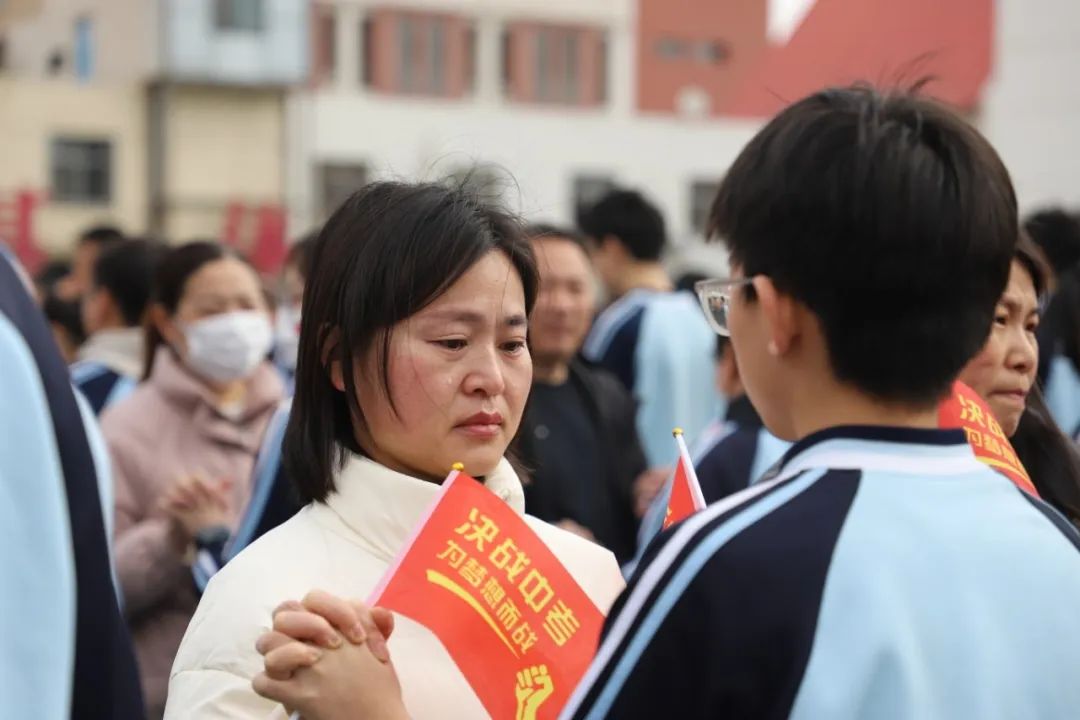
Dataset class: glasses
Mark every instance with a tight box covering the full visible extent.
[694,278,753,336]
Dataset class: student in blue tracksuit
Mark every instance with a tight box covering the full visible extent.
[564,85,1080,720]
[0,247,144,719]
[71,238,164,414]
[579,189,721,467]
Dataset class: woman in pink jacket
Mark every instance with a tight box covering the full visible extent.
[100,241,284,717]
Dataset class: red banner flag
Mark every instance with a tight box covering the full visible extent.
[369,467,604,720]
[938,381,1038,496]
[663,429,707,530]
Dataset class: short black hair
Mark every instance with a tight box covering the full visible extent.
[526,223,591,254]
[78,224,125,247]
[710,85,1018,406]
[577,189,667,261]
[1023,208,1080,278]
[93,239,166,327]
[43,293,85,345]
[285,181,539,503]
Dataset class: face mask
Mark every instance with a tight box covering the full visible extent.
[274,303,302,372]
[182,310,273,384]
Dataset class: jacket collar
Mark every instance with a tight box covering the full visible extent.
[324,454,526,562]
[149,347,283,452]
[775,425,978,481]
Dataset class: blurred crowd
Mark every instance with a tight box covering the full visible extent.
[7,84,1080,720]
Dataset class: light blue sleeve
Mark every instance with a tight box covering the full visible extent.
[74,390,114,542]
[0,312,76,719]
[1044,356,1080,437]
[633,294,724,467]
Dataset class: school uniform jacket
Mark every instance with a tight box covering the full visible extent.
[563,426,1080,719]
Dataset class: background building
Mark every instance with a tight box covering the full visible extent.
[2,0,1080,273]
[0,0,307,269]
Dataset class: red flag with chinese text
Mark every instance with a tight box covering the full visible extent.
[938,381,1038,496]
[662,429,708,530]
[369,469,604,720]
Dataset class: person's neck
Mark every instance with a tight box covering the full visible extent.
[532,357,571,385]
[612,262,672,298]
[790,379,939,440]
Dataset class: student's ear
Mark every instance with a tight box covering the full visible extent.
[320,327,346,392]
[751,276,799,358]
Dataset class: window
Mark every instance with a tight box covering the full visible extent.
[51,138,112,204]
[319,163,368,219]
[505,24,604,106]
[698,41,730,64]
[464,24,476,93]
[690,180,720,236]
[657,37,731,65]
[398,15,447,94]
[573,175,616,223]
[361,17,374,87]
[536,27,579,104]
[655,37,690,59]
[500,28,512,94]
[313,5,336,82]
[215,0,264,33]
[74,16,94,82]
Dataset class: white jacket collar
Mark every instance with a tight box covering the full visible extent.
[324,454,526,561]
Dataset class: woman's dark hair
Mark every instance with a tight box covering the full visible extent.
[1008,238,1080,525]
[143,241,236,379]
[1012,386,1080,526]
[284,181,539,503]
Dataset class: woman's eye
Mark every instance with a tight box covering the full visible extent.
[994,315,1008,326]
[437,339,467,350]
[502,340,527,354]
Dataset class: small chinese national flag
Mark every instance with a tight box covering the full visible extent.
[938,381,1038,496]
[662,429,708,530]
[369,467,604,720]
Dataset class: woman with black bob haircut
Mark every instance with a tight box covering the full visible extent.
[960,233,1080,525]
[165,181,626,719]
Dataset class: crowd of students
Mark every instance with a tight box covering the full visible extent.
[5,83,1080,719]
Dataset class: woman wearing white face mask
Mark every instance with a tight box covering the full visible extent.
[100,241,284,718]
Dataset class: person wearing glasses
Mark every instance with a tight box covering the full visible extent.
[244,86,1080,720]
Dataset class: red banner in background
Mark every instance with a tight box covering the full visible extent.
[939,381,1037,496]
[370,469,604,720]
